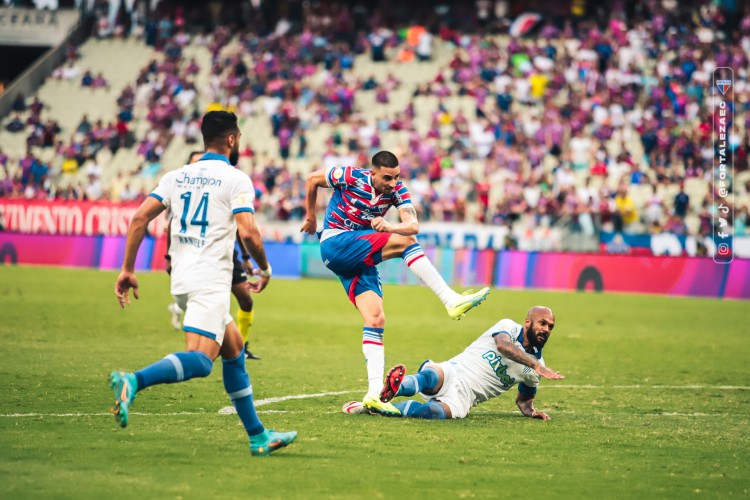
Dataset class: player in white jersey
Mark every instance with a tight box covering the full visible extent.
[343,306,564,420]
[110,111,296,456]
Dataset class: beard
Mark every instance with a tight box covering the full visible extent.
[527,326,547,349]
[228,147,239,166]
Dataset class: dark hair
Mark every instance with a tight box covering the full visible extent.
[371,150,399,169]
[201,111,239,146]
[187,151,203,163]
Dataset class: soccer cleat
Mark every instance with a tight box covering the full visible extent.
[244,342,261,360]
[167,303,183,330]
[109,371,137,428]
[363,394,401,417]
[250,429,298,456]
[380,364,406,403]
[446,287,490,320]
[342,401,372,414]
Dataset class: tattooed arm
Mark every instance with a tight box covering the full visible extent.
[494,335,565,380]
[371,205,420,236]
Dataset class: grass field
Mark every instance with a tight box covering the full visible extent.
[0,265,748,499]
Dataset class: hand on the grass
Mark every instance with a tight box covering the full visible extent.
[300,217,317,234]
[370,217,392,232]
[115,271,139,308]
[536,365,565,380]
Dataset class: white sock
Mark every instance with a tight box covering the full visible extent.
[402,243,460,307]
[362,327,385,396]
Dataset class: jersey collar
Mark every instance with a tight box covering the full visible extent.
[199,152,231,164]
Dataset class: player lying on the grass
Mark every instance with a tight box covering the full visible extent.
[111,111,296,456]
[166,151,261,360]
[301,151,490,416]
[343,306,564,419]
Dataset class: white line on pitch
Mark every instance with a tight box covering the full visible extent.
[1,385,748,419]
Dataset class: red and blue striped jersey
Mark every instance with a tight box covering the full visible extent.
[323,166,412,231]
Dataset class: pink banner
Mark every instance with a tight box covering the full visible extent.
[494,251,747,299]
[0,199,167,238]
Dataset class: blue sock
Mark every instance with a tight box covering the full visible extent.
[398,367,440,397]
[394,400,447,419]
[223,349,265,437]
[134,351,213,391]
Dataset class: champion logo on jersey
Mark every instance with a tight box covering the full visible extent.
[716,80,732,96]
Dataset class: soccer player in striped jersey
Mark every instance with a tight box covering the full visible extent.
[344,306,564,420]
[301,151,490,416]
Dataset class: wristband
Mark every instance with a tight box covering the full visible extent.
[259,264,272,277]
[242,254,251,261]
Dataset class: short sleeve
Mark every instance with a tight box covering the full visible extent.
[490,319,521,343]
[150,171,174,209]
[393,183,412,208]
[325,166,355,188]
[231,173,255,214]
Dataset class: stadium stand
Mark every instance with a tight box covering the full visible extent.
[1,0,749,242]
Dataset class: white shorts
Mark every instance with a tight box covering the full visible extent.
[173,289,233,345]
[419,360,473,419]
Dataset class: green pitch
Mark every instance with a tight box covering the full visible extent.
[0,266,748,498]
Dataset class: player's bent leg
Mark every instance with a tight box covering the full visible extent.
[109,332,216,429]
[393,400,451,419]
[385,363,443,400]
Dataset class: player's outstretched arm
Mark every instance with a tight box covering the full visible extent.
[371,205,419,235]
[116,196,165,308]
[515,392,550,420]
[494,337,565,380]
[235,211,271,293]
[301,169,328,234]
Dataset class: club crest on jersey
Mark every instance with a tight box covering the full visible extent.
[332,168,344,181]
[716,80,731,96]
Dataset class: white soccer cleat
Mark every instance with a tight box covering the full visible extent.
[342,401,369,414]
[167,303,183,330]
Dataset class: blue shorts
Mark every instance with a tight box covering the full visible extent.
[320,230,392,305]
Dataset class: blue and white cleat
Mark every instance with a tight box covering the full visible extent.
[109,371,137,428]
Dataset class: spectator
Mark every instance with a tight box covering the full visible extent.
[674,183,690,218]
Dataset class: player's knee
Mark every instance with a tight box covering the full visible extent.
[394,234,418,252]
[365,311,386,329]
[179,351,214,379]
[413,401,447,420]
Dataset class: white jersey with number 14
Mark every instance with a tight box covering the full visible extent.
[150,156,255,295]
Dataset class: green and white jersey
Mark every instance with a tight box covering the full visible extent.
[150,153,255,295]
[449,318,544,407]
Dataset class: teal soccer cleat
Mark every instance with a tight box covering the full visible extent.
[109,371,137,428]
[250,429,298,456]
